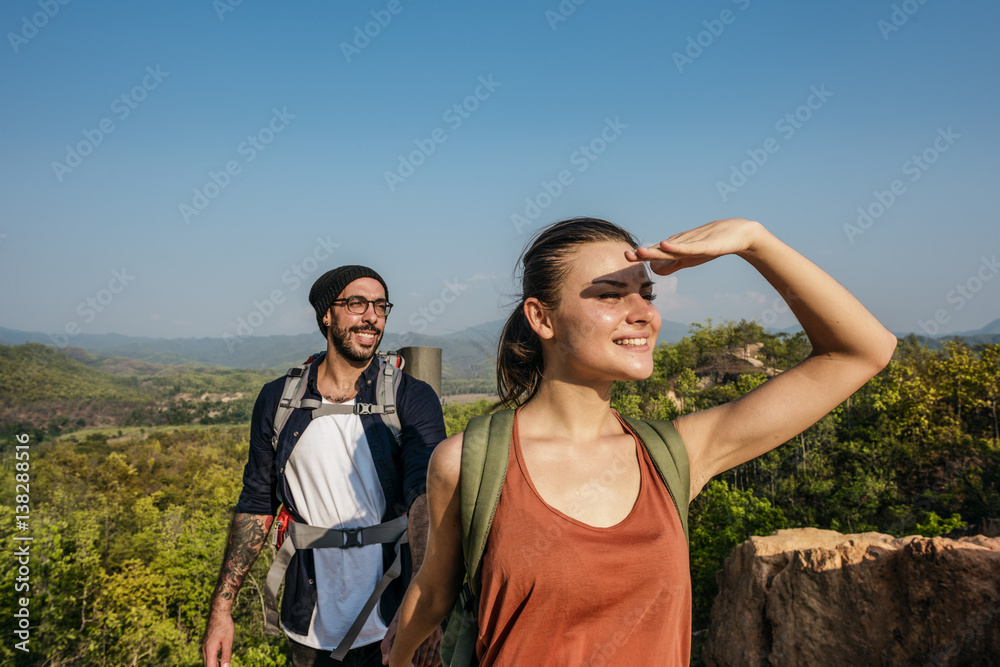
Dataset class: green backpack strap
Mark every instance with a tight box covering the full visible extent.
[621,417,691,545]
[441,409,514,667]
[460,410,514,598]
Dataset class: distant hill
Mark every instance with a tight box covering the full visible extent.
[0,316,694,375]
[0,343,274,438]
[0,326,485,373]
[4,314,995,392]
[892,329,1000,350]
[0,343,148,405]
[951,317,1000,337]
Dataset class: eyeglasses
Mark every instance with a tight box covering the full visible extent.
[332,296,393,317]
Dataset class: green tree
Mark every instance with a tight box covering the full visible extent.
[442,399,493,437]
[688,480,789,629]
[978,344,1000,441]
[672,368,700,414]
[914,511,966,537]
[934,340,980,432]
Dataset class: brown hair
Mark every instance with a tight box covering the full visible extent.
[495,218,639,409]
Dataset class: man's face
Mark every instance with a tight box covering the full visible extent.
[326,277,387,363]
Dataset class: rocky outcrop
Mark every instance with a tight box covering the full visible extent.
[703,528,1000,666]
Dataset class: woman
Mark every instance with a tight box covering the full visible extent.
[385,217,897,666]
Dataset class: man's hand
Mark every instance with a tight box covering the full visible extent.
[381,612,443,667]
[202,608,235,667]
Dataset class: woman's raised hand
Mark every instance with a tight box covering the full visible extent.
[624,218,764,276]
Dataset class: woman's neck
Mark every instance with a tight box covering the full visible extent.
[518,379,623,443]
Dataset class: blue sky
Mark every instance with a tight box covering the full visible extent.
[1,0,998,347]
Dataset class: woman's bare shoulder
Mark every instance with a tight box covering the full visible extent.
[429,431,464,490]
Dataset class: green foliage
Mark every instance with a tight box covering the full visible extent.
[442,398,494,437]
[611,392,644,420]
[915,511,967,537]
[232,644,290,667]
[689,480,789,629]
[760,330,811,370]
[3,323,998,666]
[648,323,1000,647]
[0,425,286,666]
[0,343,145,404]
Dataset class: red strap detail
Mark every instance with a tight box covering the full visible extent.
[274,506,294,549]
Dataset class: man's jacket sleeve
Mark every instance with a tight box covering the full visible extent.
[397,373,447,509]
[235,380,282,516]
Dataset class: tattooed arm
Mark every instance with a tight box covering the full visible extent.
[202,513,274,667]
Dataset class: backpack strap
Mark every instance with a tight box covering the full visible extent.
[263,515,409,660]
[375,351,405,444]
[272,355,319,451]
[460,410,514,599]
[621,417,691,544]
[271,352,405,451]
[441,410,513,667]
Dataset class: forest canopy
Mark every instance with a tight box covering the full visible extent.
[1,322,997,666]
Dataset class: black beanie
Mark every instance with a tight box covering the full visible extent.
[309,265,389,336]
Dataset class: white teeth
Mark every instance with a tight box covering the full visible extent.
[615,337,647,346]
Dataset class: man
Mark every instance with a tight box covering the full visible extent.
[203,265,446,667]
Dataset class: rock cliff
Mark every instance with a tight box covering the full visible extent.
[703,528,1000,666]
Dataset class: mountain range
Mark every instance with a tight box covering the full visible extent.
[0,318,693,373]
[1,317,996,375]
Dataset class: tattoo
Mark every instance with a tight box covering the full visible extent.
[408,495,430,572]
[210,513,272,609]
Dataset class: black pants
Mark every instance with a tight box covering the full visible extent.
[288,636,383,667]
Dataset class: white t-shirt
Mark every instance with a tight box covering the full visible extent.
[281,398,389,650]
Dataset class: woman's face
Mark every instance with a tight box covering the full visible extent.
[539,240,662,384]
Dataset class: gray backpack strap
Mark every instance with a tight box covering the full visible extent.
[272,356,322,451]
[263,515,409,650]
[275,352,405,449]
[330,528,408,661]
[375,351,405,445]
[621,417,691,544]
[309,401,400,420]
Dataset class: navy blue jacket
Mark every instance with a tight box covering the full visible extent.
[236,352,446,635]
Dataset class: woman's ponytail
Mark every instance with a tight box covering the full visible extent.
[495,301,543,409]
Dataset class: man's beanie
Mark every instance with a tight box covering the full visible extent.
[309,265,389,335]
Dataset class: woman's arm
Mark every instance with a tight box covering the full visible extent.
[628,219,897,499]
[385,432,467,667]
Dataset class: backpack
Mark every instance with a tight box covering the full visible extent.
[440,410,691,667]
[263,351,410,661]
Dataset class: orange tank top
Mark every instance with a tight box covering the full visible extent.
[476,411,691,666]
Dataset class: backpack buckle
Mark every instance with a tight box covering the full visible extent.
[341,528,362,548]
[354,403,373,415]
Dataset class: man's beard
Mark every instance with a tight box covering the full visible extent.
[329,321,382,363]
